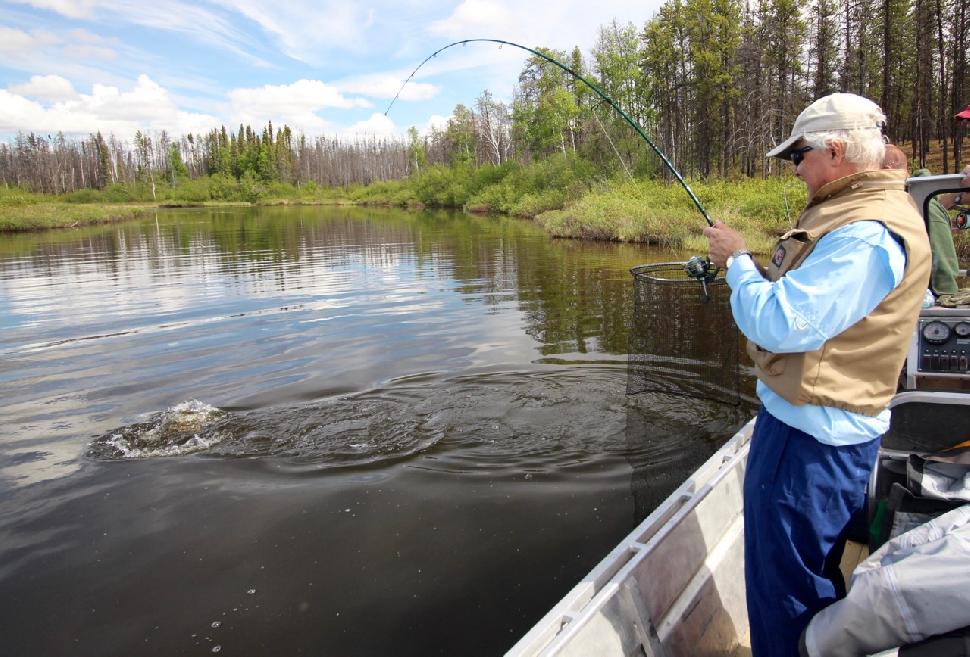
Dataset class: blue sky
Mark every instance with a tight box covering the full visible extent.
[0,0,664,141]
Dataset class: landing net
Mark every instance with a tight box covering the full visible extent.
[628,262,748,407]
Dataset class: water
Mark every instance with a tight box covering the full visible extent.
[0,206,752,656]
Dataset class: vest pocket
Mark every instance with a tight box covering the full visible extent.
[747,342,786,376]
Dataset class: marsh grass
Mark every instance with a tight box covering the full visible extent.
[0,178,351,231]
[6,166,963,262]
[0,170,808,253]
[534,176,807,253]
[0,187,154,231]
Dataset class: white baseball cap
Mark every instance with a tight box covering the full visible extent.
[766,93,885,159]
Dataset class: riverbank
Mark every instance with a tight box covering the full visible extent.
[2,164,968,259]
[0,185,352,232]
[0,162,802,254]
[0,187,156,231]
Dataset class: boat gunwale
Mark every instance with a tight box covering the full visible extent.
[506,418,755,657]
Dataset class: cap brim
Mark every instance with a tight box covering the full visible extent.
[766,133,802,159]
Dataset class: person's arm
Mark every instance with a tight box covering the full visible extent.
[726,222,905,353]
[927,200,960,295]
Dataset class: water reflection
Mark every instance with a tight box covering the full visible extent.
[0,206,753,657]
[1,207,677,484]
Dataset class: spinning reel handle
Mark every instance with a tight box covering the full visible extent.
[684,256,720,303]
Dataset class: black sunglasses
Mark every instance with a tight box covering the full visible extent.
[789,146,813,166]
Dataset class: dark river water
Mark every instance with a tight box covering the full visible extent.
[0,206,753,657]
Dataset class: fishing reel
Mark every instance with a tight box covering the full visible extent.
[684,255,720,303]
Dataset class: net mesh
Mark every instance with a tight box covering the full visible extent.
[627,262,750,407]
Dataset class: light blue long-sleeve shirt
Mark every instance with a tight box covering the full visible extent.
[726,220,908,446]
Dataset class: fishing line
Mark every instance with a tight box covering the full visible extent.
[385,38,713,227]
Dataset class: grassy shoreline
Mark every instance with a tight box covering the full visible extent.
[2,166,967,259]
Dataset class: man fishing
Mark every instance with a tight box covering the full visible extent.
[703,93,931,657]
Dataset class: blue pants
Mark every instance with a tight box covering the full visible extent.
[744,406,880,657]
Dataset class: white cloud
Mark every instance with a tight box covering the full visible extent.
[9,74,78,102]
[0,27,37,52]
[69,27,110,43]
[0,0,673,141]
[12,0,96,19]
[211,0,370,63]
[343,113,399,139]
[336,73,439,102]
[229,80,370,112]
[0,26,60,54]
[428,0,511,37]
[61,28,118,59]
[424,1,664,64]
[424,114,450,134]
[0,72,409,141]
[227,79,373,133]
[63,44,117,60]
[10,0,271,67]
[0,74,220,138]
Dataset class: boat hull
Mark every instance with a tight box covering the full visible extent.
[507,420,754,657]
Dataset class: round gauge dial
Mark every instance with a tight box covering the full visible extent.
[922,320,951,345]
[955,322,970,339]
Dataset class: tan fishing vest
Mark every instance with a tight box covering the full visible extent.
[747,169,931,416]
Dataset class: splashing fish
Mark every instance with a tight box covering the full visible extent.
[90,400,228,459]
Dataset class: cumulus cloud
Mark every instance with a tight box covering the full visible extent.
[335,73,439,102]
[0,72,413,140]
[227,79,373,133]
[0,0,672,142]
[424,114,450,134]
[229,80,370,113]
[0,74,220,138]
[9,75,78,102]
[343,113,398,139]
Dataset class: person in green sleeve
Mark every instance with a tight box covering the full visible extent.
[913,167,960,296]
[882,145,959,296]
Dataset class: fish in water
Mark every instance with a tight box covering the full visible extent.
[89,400,227,459]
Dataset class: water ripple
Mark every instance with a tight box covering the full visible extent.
[87,368,744,478]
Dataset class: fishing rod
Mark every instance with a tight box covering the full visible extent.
[387,38,720,299]
[385,38,713,228]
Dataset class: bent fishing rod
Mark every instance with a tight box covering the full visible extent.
[385,38,713,228]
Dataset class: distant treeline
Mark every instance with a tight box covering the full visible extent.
[1,0,967,195]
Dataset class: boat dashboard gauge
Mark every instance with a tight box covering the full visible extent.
[955,322,970,339]
[921,320,951,345]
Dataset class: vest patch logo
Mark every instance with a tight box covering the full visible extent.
[771,244,786,268]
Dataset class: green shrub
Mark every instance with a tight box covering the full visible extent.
[102,183,133,202]
[170,178,212,203]
[62,188,103,203]
[509,188,569,217]
[239,172,265,203]
[208,174,240,201]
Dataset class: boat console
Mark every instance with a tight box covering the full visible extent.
[905,307,970,388]
[902,173,970,390]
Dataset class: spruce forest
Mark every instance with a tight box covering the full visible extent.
[1,0,968,197]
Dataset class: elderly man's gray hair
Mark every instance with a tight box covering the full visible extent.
[803,125,887,171]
